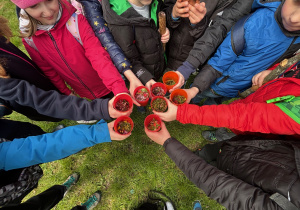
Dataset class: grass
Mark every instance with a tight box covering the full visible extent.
[0,2,225,209]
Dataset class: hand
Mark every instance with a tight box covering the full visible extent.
[188,2,206,25]
[108,93,133,118]
[161,28,170,44]
[153,98,178,122]
[252,70,272,87]
[145,79,156,96]
[145,121,171,145]
[169,71,184,93]
[184,87,199,103]
[172,0,189,18]
[124,70,143,106]
[107,121,131,140]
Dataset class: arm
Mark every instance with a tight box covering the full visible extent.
[0,120,111,170]
[78,0,132,75]
[186,0,254,68]
[0,78,112,121]
[77,15,128,95]
[22,40,72,95]
[176,102,300,135]
[164,138,281,210]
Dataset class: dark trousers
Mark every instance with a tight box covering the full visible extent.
[1,185,86,210]
[0,119,45,140]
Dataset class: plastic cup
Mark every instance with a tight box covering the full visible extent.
[162,71,179,91]
[113,94,133,112]
[150,82,167,97]
[170,89,188,106]
[134,86,150,107]
[151,96,168,112]
[144,114,162,132]
[114,116,134,135]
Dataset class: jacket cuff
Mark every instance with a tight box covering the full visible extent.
[177,61,196,80]
[98,98,111,121]
[134,67,155,85]
[163,137,178,149]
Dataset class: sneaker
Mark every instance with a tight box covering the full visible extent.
[193,200,202,210]
[81,191,101,210]
[76,120,97,124]
[202,130,218,141]
[202,127,236,141]
[62,172,80,196]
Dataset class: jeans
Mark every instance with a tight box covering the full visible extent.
[191,88,231,105]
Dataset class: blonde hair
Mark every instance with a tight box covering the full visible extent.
[21,0,71,38]
[0,16,13,43]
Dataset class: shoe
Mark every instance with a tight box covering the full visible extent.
[51,124,65,132]
[76,120,97,124]
[193,200,202,210]
[202,130,218,141]
[62,172,80,196]
[81,191,101,210]
[202,127,236,141]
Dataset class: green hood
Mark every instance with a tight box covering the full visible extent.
[110,0,158,26]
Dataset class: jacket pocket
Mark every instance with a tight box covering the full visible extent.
[216,75,229,85]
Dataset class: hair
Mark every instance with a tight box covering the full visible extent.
[0,16,13,43]
[21,0,71,38]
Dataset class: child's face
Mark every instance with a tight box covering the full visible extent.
[25,0,60,25]
[129,0,152,7]
[281,0,300,31]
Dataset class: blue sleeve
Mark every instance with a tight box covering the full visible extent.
[207,30,238,74]
[0,120,111,170]
[79,0,132,74]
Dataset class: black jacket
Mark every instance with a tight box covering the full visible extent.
[186,0,254,69]
[165,0,236,70]
[102,0,167,85]
[164,135,300,210]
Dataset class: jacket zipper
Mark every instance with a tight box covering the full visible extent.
[47,32,97,99]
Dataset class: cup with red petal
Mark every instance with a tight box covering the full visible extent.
[162,71,179,92]
[150,82,167,97]
[134,86,150,106]
[144,114,162,132]
[151,96,168,112]
[113,94,133,112]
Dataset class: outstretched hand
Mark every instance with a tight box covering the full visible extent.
[153,98,178,122]
[169,71,184,93]
[107,121,131,141]
[108,93,133,118]
[184,87,199,104]
[124,70,143,106]
[188,2,207,25]
[145,121,171,145]
[172,0,190,18]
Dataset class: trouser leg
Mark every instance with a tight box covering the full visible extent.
[2,185,66,210]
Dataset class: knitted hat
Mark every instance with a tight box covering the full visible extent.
[10,0,45,9]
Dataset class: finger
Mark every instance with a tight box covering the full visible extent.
[258,76,265,87]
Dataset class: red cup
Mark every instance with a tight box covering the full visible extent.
[114,116,134,135]
[134,86,150,106]
[144,114,162,132]
[150,96,168,112]
[170,89,188,106]
[113,94,133,112]
[150,82,167,97]
[162,71,179,91]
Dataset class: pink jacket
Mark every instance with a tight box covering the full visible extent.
[22,0,128,99]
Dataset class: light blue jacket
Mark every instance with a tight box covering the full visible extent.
[0,120,111,171]
[208,0,300,97]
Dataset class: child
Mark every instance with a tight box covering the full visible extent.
[101,0,170,91]
[164,0,207,71]
[11,0,129,100]
[176,0,300,105]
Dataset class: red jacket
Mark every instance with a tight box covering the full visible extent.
[177,78,300,135]
[22,0,128,100]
